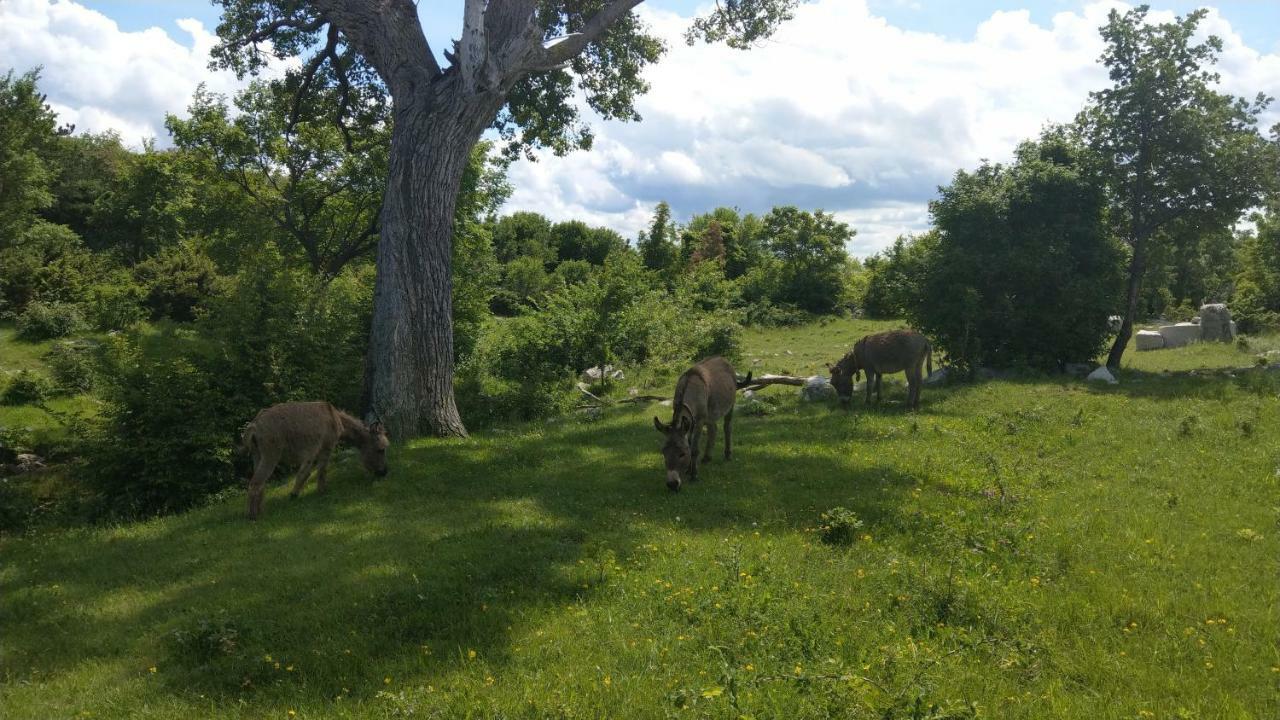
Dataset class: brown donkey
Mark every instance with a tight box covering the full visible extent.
[653,357,750,492]
[828,329,932,409]
[243,401,389,519]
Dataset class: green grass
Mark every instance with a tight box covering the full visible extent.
[2,322,1279,719]
[1119,328,1280,374]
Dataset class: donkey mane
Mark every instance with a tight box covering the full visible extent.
[671,365,710,429]
[335,409,371,444]
[834,339,862,374]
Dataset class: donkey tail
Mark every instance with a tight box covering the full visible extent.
[240,422,258,457]
[927,343,934,378]
[737,371,753,390]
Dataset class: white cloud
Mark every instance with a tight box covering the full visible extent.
[501,0,1280,257]
[0,0,290,146]
[5,0,1276,255]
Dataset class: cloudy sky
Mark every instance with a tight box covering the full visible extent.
[2,0,1278,256]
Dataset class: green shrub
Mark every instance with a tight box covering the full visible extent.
[1,370,54,406]
[911,132,1124,371]
[133,241,224,322]
[82,254,371,519]
[0,221,92,318]
[817,506,864,546]
[742,300,808,328]
[87,274,146,331]
[690,311,743,360]
[15,301,85,340]
[494,255,552,315]
[44,341,96,394]
[456,315,576,427]
[674,261,740,312]
[81,337,240,518]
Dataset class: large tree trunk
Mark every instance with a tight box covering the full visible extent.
[362,93,491,439]
[1106,237,1146,369]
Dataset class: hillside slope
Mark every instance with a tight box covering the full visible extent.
[2,320,1278,719]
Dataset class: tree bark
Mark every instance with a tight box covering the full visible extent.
[362,90,495,439]
[1106,236,1146,369]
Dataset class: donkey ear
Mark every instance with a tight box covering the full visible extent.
[825,363,834,373]
[368,421,385,436]
[653,416,668,433]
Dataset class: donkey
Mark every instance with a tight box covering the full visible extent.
[243,401,389,520]
[653,357,750,492]
[827,329,932,410]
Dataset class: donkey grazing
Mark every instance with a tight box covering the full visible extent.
[653,357,750,492]
[828,329,932,410]
[243,401,389,520]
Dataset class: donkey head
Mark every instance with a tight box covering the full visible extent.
[653,415,693,492]
[358,421,390,477]
[826,359,859,406]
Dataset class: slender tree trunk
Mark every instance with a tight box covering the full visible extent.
[362,92,492,439]
[1107,236,1146,369]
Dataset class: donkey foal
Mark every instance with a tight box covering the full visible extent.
[243,401,389,520]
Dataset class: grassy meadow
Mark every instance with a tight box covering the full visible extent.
[2,318,1279,718]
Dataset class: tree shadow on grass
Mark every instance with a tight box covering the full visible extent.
[2,397,937,711]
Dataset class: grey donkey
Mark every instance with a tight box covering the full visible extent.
[653,357,751,492]
[242,401,389,519]
[828,329,932,409]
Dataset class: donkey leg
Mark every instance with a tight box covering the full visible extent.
[875,374,884,404]
[314,448,333,494]
[723,409,734,461]
[689,427,702,481]
[247,451,279,520]
[289,453,317,499]
[701,422,717,463]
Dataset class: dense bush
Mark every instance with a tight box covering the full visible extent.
[198,254,371,413]
[0,221,94,318]
[82,255,372,518]
[1233,207,1280,334]
[862,233,936,319]
[81,337,240,517]
[133,241,223,322]
[86,273,146,331]
[494,256,553,315]
[910,133,1124,371]
[457,253,744,428]
[15,301,85,340]
[1,370,54,406]
[44,341,96,394]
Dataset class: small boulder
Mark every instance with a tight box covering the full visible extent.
[1158,322,1201,349]
[923,366,950,385]
[1086,366,1118,385]
[800,375,837,402]
[1199,304,1234,342]
[580,365,624,384]
[1107,315,1123,333]
[11,453,46,474]
[1134,330,1165,351]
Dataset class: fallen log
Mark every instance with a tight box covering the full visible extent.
[575,383,668,409]
[740,374,809,392]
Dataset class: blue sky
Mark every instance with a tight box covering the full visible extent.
[80,0,1280,55]
[7,0,1280,254]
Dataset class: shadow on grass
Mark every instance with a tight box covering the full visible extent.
[1,396,938,709]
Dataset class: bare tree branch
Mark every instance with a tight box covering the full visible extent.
[246,15,325,44]
[525,0,645,72]
[460,0,488,92]
[285,24,340,136]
